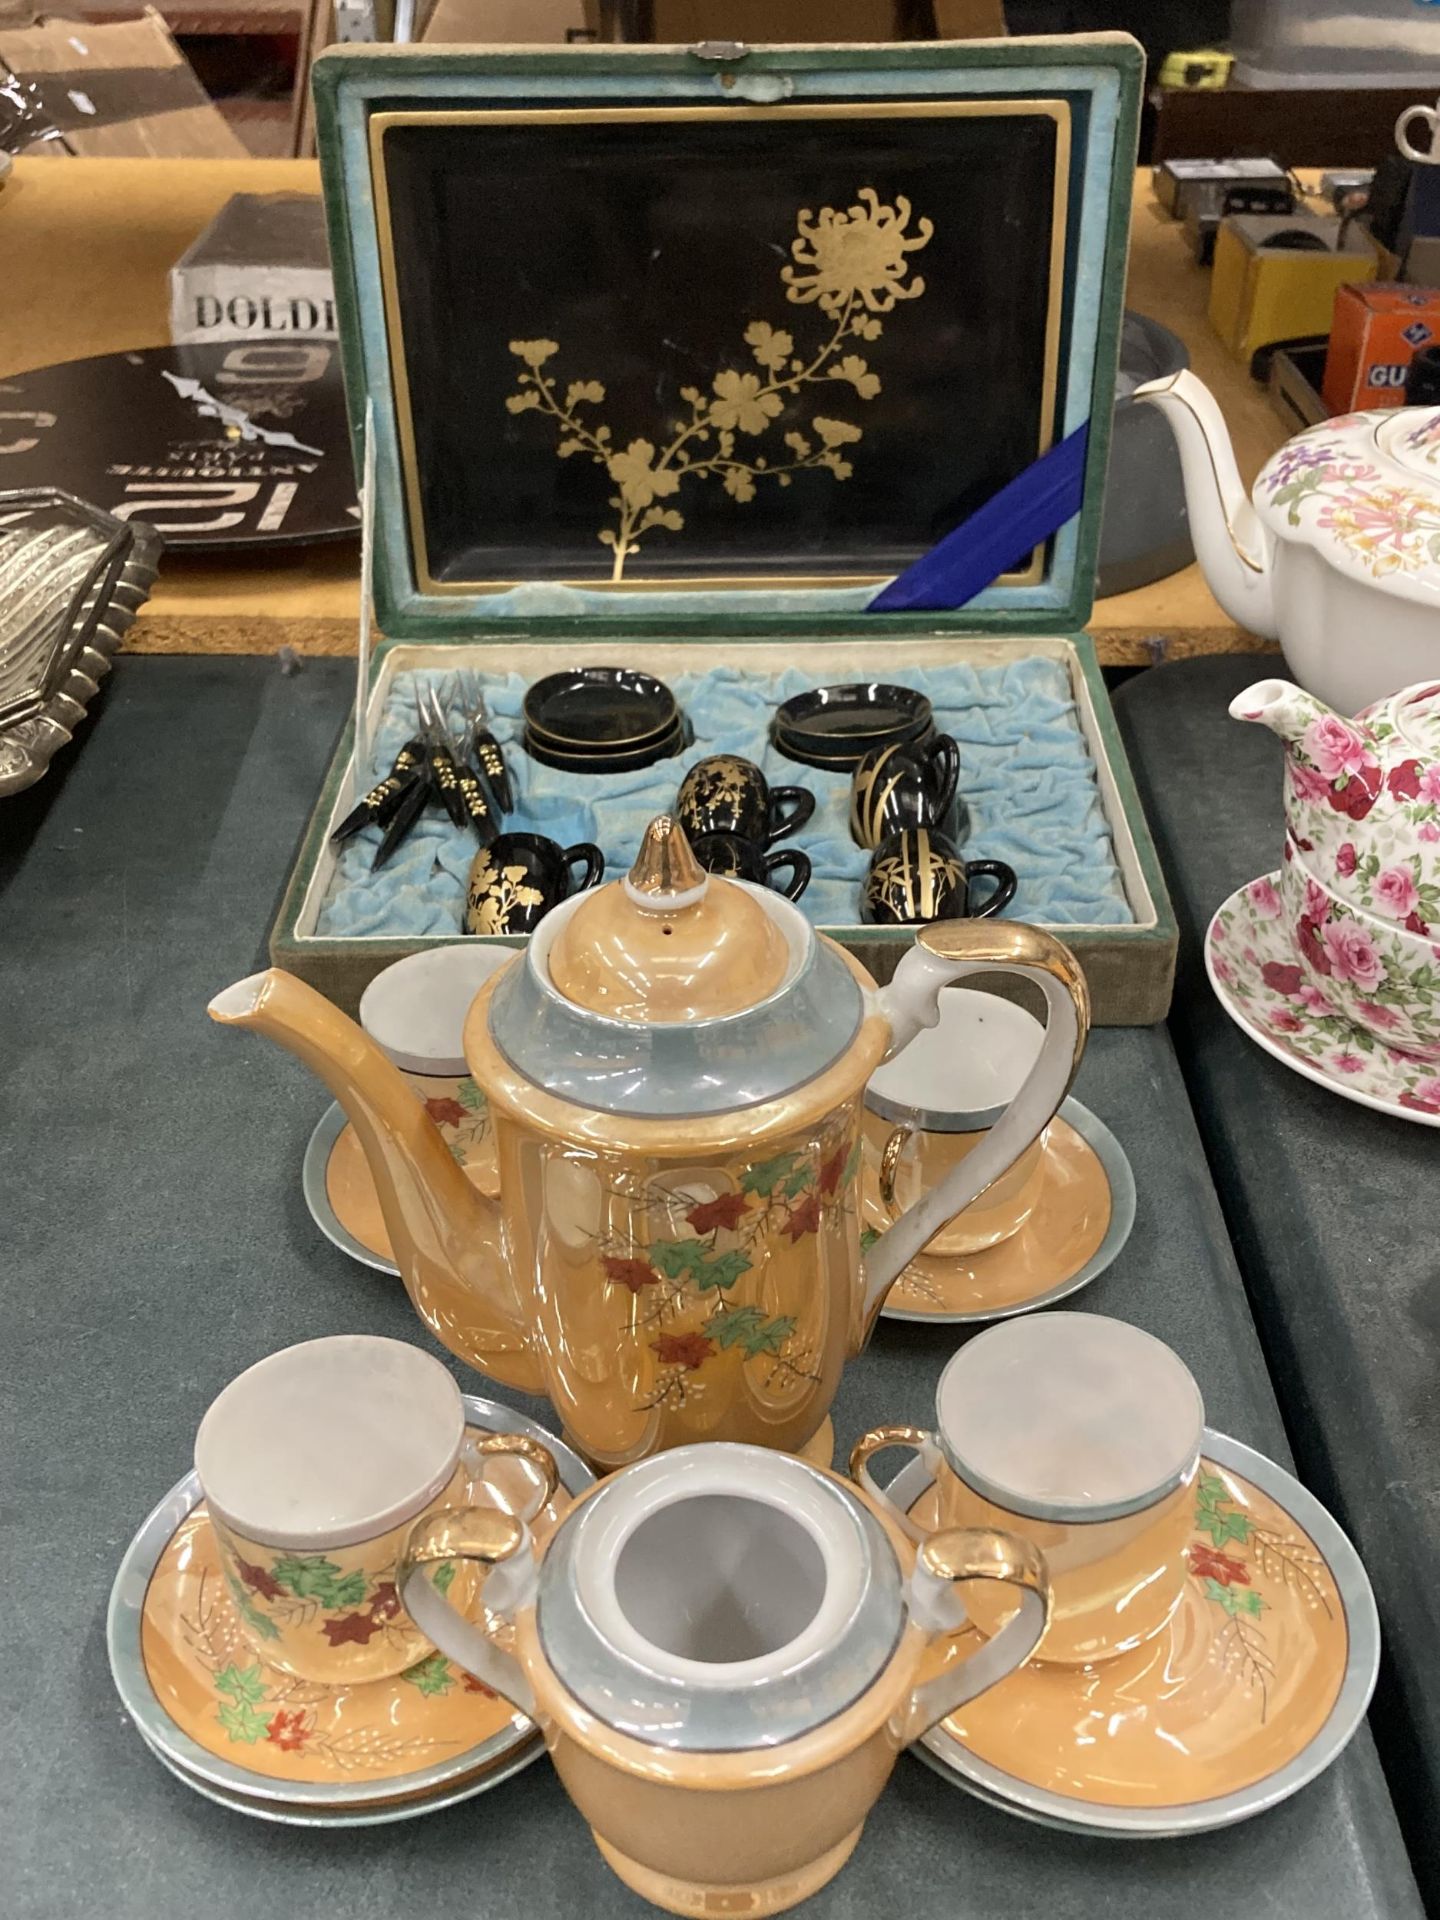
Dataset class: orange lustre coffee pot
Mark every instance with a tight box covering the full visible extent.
[211,817,1089,1468]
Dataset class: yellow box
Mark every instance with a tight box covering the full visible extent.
[1209,214,1377,365]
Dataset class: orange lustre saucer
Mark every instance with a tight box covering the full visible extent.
[899,1429,1379,1835]
[109,1400,592,1820]
[876,1099,1134,1324]
[304,1102,493,1275]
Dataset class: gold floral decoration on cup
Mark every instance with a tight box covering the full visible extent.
[502,187,933,580]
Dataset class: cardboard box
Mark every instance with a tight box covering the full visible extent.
[646,3,905,40]
[422,0,588,41]
[1323,281,1440,412]
[170,193,335,345]
[0,9,246,158]
[1152,155,1287,218]
[1209,212,1377,364]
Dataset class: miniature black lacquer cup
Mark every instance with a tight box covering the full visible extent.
[850,735,964,851]
[465,832,604,935]
[691,832,812,901]
[676,754,815,846]
[860,829,1016,926]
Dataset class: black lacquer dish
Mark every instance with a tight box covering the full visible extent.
[772,683,934,771]
[523,667,681,751]
[523,717,690,774]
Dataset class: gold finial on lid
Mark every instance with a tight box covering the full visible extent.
[546,813,790,1023]
[627,815,707,902]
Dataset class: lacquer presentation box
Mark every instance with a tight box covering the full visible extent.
[272,34,1177,1021]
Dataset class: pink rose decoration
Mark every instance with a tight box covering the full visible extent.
[1330,761,1381,821]
[1374,865,1420,919]
[1261,961,1304,995]
[1420,822,1440,843]
[1298,984,1334,1012]
[1332,1052,1366,1074]
[1386,759,1424,801]
[1269,1011,1304,1033]
[1357,1001,1401,1030]
[1321,919,1385,993]
[1289,762,1333,805]
[1303,878,1328,922]
[1211,953,1233,984]
[1419,766,1440,804]
[1416,1077,1440,1107]
[1247,877,1282,919]
[1336,842,1357,878]
[1297,916,1331,975]
[1304,714,1370,779]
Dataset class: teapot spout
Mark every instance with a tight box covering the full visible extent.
[1134,369,1277,637]
[209,970,539,1393]
[1229,676,1341,750]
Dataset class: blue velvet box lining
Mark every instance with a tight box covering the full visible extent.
[316,657,1132,937]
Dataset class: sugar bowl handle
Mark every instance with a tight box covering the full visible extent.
[861,922,1090,1336]
[397,1432,559,1716]
[849,1424,944,1544]
[898,1528,1050,1744]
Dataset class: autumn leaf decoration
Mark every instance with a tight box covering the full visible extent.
[503,188,933,580]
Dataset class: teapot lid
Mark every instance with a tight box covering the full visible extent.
[534,1445,903,1752]
[547,817,790,1023]
[1253,408,1440,612]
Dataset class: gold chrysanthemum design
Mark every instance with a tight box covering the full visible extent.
[781,188,934,316]
[502,187,932,579]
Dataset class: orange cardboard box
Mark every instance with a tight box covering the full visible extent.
[1323,282,1440,413]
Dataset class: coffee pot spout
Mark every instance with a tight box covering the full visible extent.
[208,970,539,1392]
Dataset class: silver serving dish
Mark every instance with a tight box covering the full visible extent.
[0,488,160,798]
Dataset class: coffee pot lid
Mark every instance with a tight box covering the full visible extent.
[546,816,790,1023]
[482,818,868,1118]
[534,1445,903,1752]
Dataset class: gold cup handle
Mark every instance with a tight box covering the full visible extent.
[860,922,1091,1337]
[876,1127,916,1220]
[898,1527,1051,1743]
[463,1429,561,1523]
[398,1435,561,1716]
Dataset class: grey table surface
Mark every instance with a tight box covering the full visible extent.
[1113,654,1440,1906]
[0,657,1423,1920]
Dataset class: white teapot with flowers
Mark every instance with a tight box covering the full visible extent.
[1139,371,1440,714]
[1233,676,1440,1058]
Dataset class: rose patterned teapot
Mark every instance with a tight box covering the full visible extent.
[1138,369,1440,714]
[1234,676,1440,1056]
[211,816,1088,1469]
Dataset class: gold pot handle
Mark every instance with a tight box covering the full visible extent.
[861,923,1090,1338]
[398,1435,561,1716]
[898,1527,1051,1745]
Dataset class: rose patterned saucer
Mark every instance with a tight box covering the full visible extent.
[107,1398,592,1825]
[1208,874,1440,1128]
[877,1100,1135,1325]
[896,1430,1378,1836]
